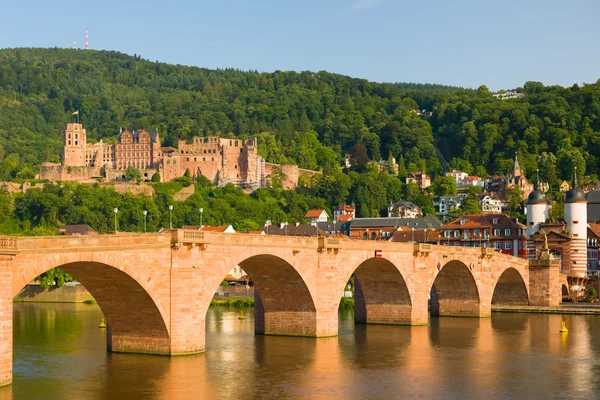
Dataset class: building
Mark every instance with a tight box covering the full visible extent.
[438,214,527,258]
[56,224,98,236]
[446,170,469,184]
[504,154,534,199]
[434,195,467,216]
[526,171,589,277]
[184,225,236,233]
[459,175,485,188]
[304,210,329,224]
[349,215,442,240]
[480,192,503,214]
[492,90,525,100]
[333,204,355,221]
[387,201,422,218]
[263,222,326,237]
[41,123,317,190]
[391,227,440,244]
[587,224,599,275]
[406,172,431,190]
[559,181,571,192]
[588,190,600,223]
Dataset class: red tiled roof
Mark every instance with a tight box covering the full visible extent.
[336,205,355,212]
[337,214,353,222]
[305,210,326,218]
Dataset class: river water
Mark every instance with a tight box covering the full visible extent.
[2,303,600,399]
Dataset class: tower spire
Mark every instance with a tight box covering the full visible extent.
[573,166,578,188]
[535,168,540,190]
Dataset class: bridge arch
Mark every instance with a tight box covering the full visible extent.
[430,260,481,317]
[491,267,529,306]
[12,254,172,355]
[206,254,318,337]
[341,257,413,325]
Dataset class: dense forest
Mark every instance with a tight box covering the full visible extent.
[0,47,599,235]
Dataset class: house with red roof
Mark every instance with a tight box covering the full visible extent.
[304,210,329,224]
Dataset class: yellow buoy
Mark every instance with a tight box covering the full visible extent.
[560,321,568,333]
[238,310,245,320]
[98,318,107,328]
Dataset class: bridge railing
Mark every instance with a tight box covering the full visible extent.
[0,236,18,255]
[171,229,211,246]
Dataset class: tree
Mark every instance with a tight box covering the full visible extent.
[504,185,524,218]
[36,268,74,289]
[349,143,369,172]
[125,166,141,183]
[151,172,161,182]
[431,175,457,197]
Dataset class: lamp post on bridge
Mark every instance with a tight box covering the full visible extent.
[265,219,271,235]
[199,207,203,228]
[284,222,288,236]
[168,204,173,229]
[143,210,147,233]
[113,208,118,233]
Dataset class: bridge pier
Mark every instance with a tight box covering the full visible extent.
[0,248,15,387]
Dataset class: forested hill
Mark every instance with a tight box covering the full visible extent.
[0,47,599,188]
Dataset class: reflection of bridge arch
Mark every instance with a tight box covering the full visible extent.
[431,261,481,317]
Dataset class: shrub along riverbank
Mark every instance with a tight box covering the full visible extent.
[209,297,355,310]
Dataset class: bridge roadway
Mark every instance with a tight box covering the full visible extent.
[0,230,564,387]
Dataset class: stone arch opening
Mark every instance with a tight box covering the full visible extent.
[349,257,412,325]
[562,284,569,299]
[211,255,317,337]
[491,268,529,306]
[430,260,480,317]
[16,262,170,354]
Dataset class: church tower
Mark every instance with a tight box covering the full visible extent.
[526,170,549,259]
[564,167,587,276]
[63,123,87,167]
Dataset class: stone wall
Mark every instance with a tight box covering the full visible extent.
[14,284,95,303]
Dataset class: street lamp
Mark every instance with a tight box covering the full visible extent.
[412,227,415,243]
[143,210,147,233]
[113,208,118,233]
[168,205,173,229]
[199,207,204,228]
[284,222,288,236]
[265,219,271,235]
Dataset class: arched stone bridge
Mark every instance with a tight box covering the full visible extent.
[0,231,562,387]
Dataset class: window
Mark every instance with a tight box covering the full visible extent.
[494,241,501,250]
[505,229,511,236]
[573,221,579,224]
[474,229,480,236]
[444,230,451,238]
[454,230,460,237]
[463,230,470,239]
[504,241,512,250]
[494,229,500,236]
[493,218,499,224]
[460,219,466,225]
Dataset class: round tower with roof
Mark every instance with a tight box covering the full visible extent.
[564,167,588,276]
[526,170,550,259]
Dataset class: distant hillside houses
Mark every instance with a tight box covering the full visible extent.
[492,90,525,100]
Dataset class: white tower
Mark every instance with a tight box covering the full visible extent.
[526,170,549,259]
[564,167,587,276]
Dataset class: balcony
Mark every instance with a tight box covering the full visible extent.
[171,229,210,249]
[318,237,341,253]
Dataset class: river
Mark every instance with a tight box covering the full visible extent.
[2,303,600,399]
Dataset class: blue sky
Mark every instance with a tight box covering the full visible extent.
[1,0,598,90]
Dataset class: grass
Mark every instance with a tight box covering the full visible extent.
[83,299,97,305]
[210,298,254,307]
[151,182,185,196]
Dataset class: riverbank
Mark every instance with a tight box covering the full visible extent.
[492,304,600,315]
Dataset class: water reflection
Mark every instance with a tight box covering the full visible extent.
[4,303,600,399]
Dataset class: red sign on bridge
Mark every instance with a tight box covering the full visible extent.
[375,250,383,258]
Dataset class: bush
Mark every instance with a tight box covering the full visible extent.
[151,172,161,182]
[587,287,597,298]
[339,297,354,310]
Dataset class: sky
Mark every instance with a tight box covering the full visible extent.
[0,0,599,90]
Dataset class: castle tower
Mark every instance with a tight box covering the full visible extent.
[63,123,87,167]
[512,152,522,178]
[526,170,550,259]
[564,167,588,276]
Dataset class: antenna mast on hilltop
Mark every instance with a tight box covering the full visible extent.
[73,39,76,49]
[86,28,89,49]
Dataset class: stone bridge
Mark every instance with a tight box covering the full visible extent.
[0,231,562,387]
